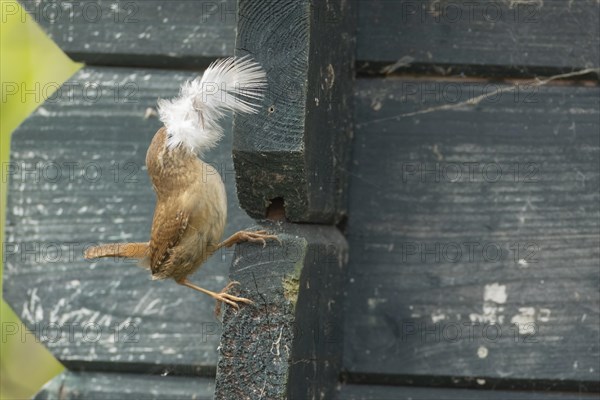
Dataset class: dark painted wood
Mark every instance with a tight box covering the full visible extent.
[338,384,600,400]
[344,78,600,386]
[357,0,600,75]
[214,223,348,400]
[34,371,214,400]
[232,0,355,223]
[20,1,599,74]
[6,3,600,394]
[18,0,236,67]
[3,66,256,373]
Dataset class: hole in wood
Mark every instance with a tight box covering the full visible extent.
[266,197,286,221]
[268,105,275,114]
[336,214,348,235]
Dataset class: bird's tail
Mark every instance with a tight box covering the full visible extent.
[157,55,267,154]
[85,242,149,260]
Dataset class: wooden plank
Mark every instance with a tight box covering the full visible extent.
[2,66,255,373]
[17,0,236,67]
[34,371,214,399]
[17,0,599,73]
[343,78,600,386]
[214,223,348,399]
[338,384,600,400]
[232,0,355,223]
[357,0,600,74]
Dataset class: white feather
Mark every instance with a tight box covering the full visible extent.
[157,56,267,153]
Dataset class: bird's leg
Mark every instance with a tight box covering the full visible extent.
[215,230,280,250]
[177,278,253,311]
[214,281,246,317]
[203,231,278,315]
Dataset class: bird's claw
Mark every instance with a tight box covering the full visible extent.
[214,281,253,317]
[243,230,281,248]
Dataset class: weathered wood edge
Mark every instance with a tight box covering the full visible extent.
[232,0,356,223]
[33,370,215,400]
[214,222,348,399]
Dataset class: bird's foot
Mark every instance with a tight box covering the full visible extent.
[235,230,281,248]
[214,281,253,317]
[216,229,281,250]
[177,278,253,317]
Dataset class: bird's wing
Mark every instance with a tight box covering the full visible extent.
[149,203,189,276]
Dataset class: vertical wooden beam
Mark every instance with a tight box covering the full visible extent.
[214,223,348,399]
[216,1,355,397]
[233,0,356,223]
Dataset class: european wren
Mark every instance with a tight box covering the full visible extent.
[85,56,278,311]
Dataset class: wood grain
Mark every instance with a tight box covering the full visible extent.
[357,0,600,75]
[7,0,600,397]
[18,0,236,68]
[22,0,599,73]
[3,67,255,373]
[338,384,600,400]
[343,77,600,387]
[232,0,355,223]
[33,371,214,400]
[215,223,348,400]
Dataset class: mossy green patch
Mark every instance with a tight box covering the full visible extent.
[282,238,307,308]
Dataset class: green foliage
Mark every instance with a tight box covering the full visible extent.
[1,1,81,398]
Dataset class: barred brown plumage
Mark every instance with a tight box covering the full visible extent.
[84,57,279,314]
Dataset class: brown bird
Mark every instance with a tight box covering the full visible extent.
[85,56,278,311]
